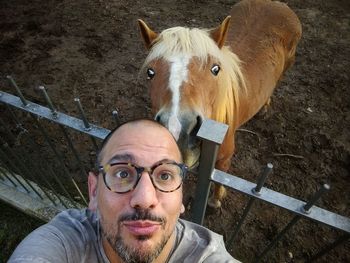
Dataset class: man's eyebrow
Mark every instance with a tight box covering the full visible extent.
[107,153,135,164]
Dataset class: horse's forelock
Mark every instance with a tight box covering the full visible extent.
[144,27,221,66]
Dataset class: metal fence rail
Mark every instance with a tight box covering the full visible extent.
[193,120,350,262]
[1,77,349,262]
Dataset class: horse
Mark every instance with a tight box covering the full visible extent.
[137,0,302,208]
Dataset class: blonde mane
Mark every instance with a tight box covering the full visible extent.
[142,26,246,128]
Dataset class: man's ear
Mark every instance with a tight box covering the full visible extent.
[88,172,98,211]
[180,204,185,214]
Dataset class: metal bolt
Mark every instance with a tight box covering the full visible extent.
[302,184,330,214]
[112,110,120,127]
[38,86,57,117]
[252,163,273,195]
[74,98,91,131]
[7,75,28,106]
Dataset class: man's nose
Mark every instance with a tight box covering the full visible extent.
[129,172,159,209]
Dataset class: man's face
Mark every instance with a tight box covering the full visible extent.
[93,122,184,262]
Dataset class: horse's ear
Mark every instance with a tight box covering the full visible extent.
[138,19,158,50]
[210,16,231,49]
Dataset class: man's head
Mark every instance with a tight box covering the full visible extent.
[88,119,186,263]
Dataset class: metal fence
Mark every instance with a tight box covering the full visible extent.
[191,120,350,262]
[0,77,349,261]
[0,76,111,220]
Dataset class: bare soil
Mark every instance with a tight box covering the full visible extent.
[0,0,349,262]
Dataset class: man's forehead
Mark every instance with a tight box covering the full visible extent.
[105,121,172,145]
[110,120,168,137]
[100,121,181,164]
[106,153,135,164]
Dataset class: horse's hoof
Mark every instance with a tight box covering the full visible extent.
[208,199,222,209]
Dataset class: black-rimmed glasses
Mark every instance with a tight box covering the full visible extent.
[98,160,187,193]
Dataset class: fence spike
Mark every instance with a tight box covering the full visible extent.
[253,163,273,195]
[112,110,121,127]
[38,86,57,117]
[6,76,28,106]
[74,98,91,130]
[302,184,330,213]
[74,98,98,150]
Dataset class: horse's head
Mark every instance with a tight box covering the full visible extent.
[138,17,243,168]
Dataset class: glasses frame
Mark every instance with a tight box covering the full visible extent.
[98,160,187,193]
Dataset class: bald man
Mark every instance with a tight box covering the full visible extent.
[9,119,239,263]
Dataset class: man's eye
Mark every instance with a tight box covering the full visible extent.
[115,169,131,179]
[159,172,172,181]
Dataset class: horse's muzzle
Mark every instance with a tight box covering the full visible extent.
[177,115,203,169]
[155,111,203,169]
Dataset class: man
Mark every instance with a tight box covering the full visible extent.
[9,119,239,263]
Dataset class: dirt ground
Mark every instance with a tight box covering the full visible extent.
[0,0,349,262]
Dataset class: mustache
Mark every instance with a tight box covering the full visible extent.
[118,209,165,224]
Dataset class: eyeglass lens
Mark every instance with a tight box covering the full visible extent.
[104,163,183,193]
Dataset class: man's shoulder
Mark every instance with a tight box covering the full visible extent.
[33,208,98,244]
[176,218,223,245]
[170,219,240,263]
[51,208,98,233]
[8,209,101,263]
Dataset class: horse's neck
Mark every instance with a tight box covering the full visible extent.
[226,0,301,126]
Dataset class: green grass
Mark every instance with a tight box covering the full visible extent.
[0,202,44,263]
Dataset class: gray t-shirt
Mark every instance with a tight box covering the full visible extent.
[9,209,239,263]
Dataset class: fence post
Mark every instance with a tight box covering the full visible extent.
[191,119,228,225]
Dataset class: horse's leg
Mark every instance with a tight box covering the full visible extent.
[208,186,226,209]
[208,158,231,208]
[262,97,271,114]
[214,183,227,206]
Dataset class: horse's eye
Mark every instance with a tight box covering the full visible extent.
[211,64,220,76]
[147,68,155,80]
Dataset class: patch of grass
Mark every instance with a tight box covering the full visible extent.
[0,202,44,263]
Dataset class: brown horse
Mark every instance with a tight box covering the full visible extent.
[138,0,302,208]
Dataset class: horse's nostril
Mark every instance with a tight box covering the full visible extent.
[155,114,161,123]
[196,115,203,126]
[190,115,203,137]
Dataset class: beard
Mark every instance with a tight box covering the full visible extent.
[111,232,169,263]
[99,208,173,263]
